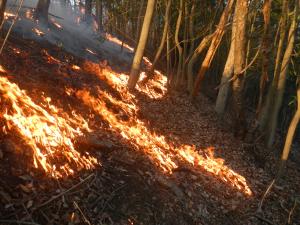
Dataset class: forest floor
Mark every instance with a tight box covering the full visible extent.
[0,15,300,225]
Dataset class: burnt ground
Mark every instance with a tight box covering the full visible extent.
[0,32,299,225]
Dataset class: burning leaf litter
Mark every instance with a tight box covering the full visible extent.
[0,74,98,178]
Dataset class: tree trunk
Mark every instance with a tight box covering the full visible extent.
[0,0,7,27]
[266,1,298,147]
[85,0,92,24]
[215,19,236,116]
[35,0,50,23]
[231,0,248,137]
[127,0,156,90]
[96,0,103,31]
[141,0,171,84]
[259,0,288,132]
[256,0,272,116]
[279,77,300,175]
[191,0,235,98]
[135,0,145,47]
[174,0,183,88]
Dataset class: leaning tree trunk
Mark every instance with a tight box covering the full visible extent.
[231,0,248,137]
[0,0,7,27]
[191,0,235,98]
[127,0,156,90]
[215,18,236,116]
[35,0,50,23]
[266,1,298,147]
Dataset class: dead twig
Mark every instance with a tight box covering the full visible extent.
[34,173,94,210]
[287,197,298,224]
[73,201,92,225]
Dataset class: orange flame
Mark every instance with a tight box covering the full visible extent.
[76,64,252,196]
[32,28,45,36]
[105,33,134,52]
[0,76,98,178]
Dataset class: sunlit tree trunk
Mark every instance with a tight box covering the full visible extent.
[127,0,156,90]
[279,77,300,175]
[215,19,236,116]
[231,0,248,137]
[135,0,145,46]
[0,0,7,27]
[142,0,171,84]
[191,0,235,98]
[256,0,272,116]
[266,1,298,147]
[35,0,50,23]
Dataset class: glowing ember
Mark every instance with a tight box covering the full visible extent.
[53,22,62,29]
[76,63,252,196]
[4,12,16,19]
[72,65,81,70]
[32,28,45,36]
[86,48,97,55]
[0,76,98,178]
[42,50,61,64]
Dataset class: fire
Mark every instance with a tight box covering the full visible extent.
[72,65,81,70]
[25,10,33,19]
[53,22,62,29]
[0,76,98,178]
[76,63,252,196]
[105,33,134,52]
[32,28,45,36]
[86,48,97,55]
[42,50,61,64]
[4,12,16,19]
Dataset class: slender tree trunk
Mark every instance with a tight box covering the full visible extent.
[127,0,156,90]
[259,0,288,131]
[142,0,171,84]
[35,0,50,23]
[0,0,7,27]
[232,0,248,137]
[279,77,300,175]
[191,0,235,98]
[256,0,272,116]
[135,0,145,47]
[96,0,103,31]
[266,1,298,147]
[85,0,92,23]
[215,19,236,115]
[174,0,183,88]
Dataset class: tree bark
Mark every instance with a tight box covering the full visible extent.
[231,0,248,137]
[96,0,103,31]
[127,0,156,90]
[215,19,236,116]
[266,1,298,147]
[0,0,7,27]
[174,0,183,88]
[256,0,272,117]
[85,0,92,24]
[141,0,171,84]
[35,0,50,23]
[191,0,235,98]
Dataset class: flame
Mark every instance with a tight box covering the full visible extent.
[76,63,252,196]
[42,50,61,64]
[0,76,98,178]
[53,22,62,29]
[32,28,45,36]
[72,65,81,70]
[4,12,16,19]
[105,33,134,52]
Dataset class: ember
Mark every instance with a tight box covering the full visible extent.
[0,76,98,178]
[32,28,45,36]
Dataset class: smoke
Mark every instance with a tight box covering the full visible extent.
[4,0,134,66]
